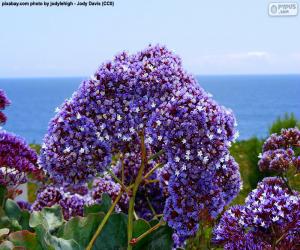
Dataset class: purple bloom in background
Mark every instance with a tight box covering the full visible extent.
[259,128,300,173]
[17,200,32,211]
[40,45,241,239]
[213,177,300,249]
[92,175,129,212]
[0,89,11,125]
[0,130,39,191]
[32,185,92,220]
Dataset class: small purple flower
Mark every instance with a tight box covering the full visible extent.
[32,185,91,220]
[259,128,300,174]
[0,89,10,125]
[17,200,32,211]
[92,175,129,212]
[0,130,39,190]
[213,177,300,249]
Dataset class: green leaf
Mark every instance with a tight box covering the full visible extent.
[132,219,151,249]
[34,226,81,250]
[133,220,173,250]
[4,199,21,221]
[0,185,7,208]
[0,228,9,239]
[9,230,42,250]
[29,205,64,232]
[19,210,31,231]
[0,240,14,250]
[93,213,128,250]
[84,193,112,215]
[29,206,80,250]
[58,213,104,249]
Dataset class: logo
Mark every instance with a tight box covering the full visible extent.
[269,2,298,16]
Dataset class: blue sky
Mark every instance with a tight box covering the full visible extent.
[0,0,299,77]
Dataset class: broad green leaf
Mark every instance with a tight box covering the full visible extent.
[93,213,128,250]
[0,240,14,250]
[84,193,112,215]
[132,219,151,250]
[133,220,173,250]
[19,210,31,231]
[0,228,9,239]
[29,205,64,232]
[34,225,80,250]
[58,213,104,248]
[4,199,21,221]
[9,230,42,250]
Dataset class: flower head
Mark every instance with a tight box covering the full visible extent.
[40,45,240,239]
[0,89,11,124]
[213,177,300,249]
[259,128,300,173]
[0,130,39,192]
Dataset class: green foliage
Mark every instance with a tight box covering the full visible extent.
[84,193,112,215]
[135,220,173,250]
[58,213,105,249]
[269,113,299,135]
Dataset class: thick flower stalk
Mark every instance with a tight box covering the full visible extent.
[259,128,300,173]
[112,149,167,220]
[213,177,300,249]
[0,130,39,194]
[0,89,11,125]
[40,45,240,240]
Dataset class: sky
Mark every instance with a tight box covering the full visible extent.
[0,0,299,77]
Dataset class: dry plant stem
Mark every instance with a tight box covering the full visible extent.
[280,173,292,192]
[107,169,131,194]
[130,220,166,245]
[86,190,124,250]
[147,149,164,162]
[146,196,158,219]
[127,130,147,250]
[143,163,164,180]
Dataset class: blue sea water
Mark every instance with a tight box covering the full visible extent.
[0,75,299,143]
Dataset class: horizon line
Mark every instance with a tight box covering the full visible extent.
[1,73,300,79]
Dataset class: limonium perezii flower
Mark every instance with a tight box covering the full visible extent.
[32,185,92,220]
[213,177,300,249]
[259,128,300,173]
[40,45,241,239]
[0,89,11,124]
[0,130,39,191]
[92,175,129,212]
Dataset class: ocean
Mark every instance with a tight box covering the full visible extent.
[0,75,299,143]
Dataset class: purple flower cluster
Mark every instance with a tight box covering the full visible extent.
[92,175,129,212]
[40,45,240,238]
[0,130,39,190]
[0,89,10,125]
[32,185,92,220]
[213,177,300,249]
[259,128,300,173]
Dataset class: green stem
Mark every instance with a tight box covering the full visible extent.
[280,173,292,192]
[143,163,164,180]
[130,220,165,245]
[86,190,124,250]
[146,196,157,219]
[107,169,131,194]
[147,149,164,162]
[127,130,147,250]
